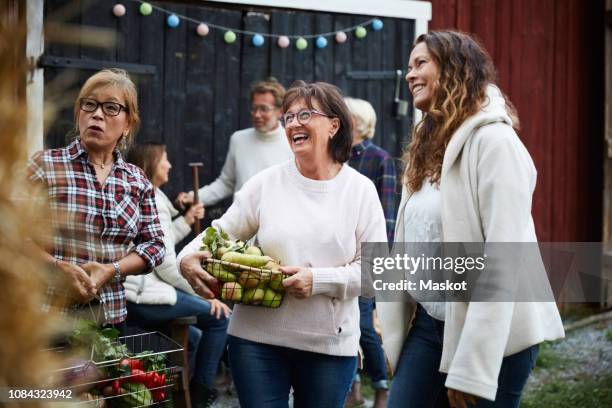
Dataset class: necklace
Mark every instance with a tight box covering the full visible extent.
[88,159,113,169]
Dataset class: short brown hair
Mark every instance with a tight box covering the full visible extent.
[250,77,286,107]
[126,143,166,182]
[282,81,353,163]
[74,68,140,150]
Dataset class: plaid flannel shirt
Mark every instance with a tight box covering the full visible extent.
[28,139,165,324]
[349,140,397,242]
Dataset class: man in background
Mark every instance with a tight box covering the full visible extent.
[185,78,292,207]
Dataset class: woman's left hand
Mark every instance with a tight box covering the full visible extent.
[448,388,478,408]
[280,266,313,299]
[82,262,114,290]
[207,298,231,319]
[183,203,205,225]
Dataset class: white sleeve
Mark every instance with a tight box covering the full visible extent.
[176,229,206,276]
[198,133,237,206]
[171,216,192,244]
[445,126,536,401]
[177,175,261,268]
[155,252,196,295]
[155,199,196,294]
[310,183,387,300]
[211,177,261,241]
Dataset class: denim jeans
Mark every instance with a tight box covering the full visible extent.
[228,335,357,408]
[389,304,539,408]
[127,290,229,387]
[355,297,388,389]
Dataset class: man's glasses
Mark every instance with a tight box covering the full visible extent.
[250,105,276,114]
[280,109,331,127]
[80,98,127,117]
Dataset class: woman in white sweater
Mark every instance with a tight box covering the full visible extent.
[378,31,565,408]
[124,143,230,408]
[178,82,387,407]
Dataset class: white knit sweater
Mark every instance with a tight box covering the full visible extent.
[178,160,387,356]
[124,189,195,305]
[197,126,293,206]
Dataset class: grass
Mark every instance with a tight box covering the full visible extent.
[521,318,612,408]
[521,374,612,408]
[534,340,572,369]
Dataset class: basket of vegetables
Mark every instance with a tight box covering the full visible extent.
[201,227,287,308]
[57,320,181,407]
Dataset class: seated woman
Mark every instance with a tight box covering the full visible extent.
[125,143,230,408]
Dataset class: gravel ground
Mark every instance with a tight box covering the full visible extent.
[525,318,612,390]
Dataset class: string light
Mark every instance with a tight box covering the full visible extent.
[139,2,152,16]
[166,14,180,28]
[120,1,383,47]
[113,4,126,17]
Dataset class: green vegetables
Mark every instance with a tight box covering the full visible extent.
[68,320,171,406]
[202,227,286,308]
[117,382,153,407]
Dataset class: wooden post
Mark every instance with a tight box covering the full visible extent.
[189,162,203,235]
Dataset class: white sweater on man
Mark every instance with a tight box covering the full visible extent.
[197,126,292,206]
[179,160,387,356]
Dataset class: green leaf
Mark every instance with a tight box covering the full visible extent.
[100,327,120,341]
[203,227,217,246]
[219,228,230,241]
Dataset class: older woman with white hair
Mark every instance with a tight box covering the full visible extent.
[344,97,397,241]
[344,97,397,408]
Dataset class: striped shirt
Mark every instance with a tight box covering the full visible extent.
[349,140,397,242]
[27,139,165,324]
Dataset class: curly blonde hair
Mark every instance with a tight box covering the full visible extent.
[402,31,498,191]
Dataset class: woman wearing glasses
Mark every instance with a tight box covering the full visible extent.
[27,69,165,331]
[178,81,387,407]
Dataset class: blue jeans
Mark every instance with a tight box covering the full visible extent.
[355,297,388,389]
[389,304,539,408]
[228,335,357,408]
[127,290,229,387]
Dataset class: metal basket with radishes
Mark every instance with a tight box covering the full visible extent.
[55,320,181,407]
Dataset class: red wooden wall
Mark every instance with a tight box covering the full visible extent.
[427,0,605,242]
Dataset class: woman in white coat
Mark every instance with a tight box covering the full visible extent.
[125,143,230,408]
[378,30,565,408]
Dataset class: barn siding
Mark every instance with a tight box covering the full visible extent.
[428,0,605,242]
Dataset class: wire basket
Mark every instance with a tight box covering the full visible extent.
[56,331,182,407]
[205,258,287,308]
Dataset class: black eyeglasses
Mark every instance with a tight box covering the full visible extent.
[280,109,331,127]
[80,98,127,117]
